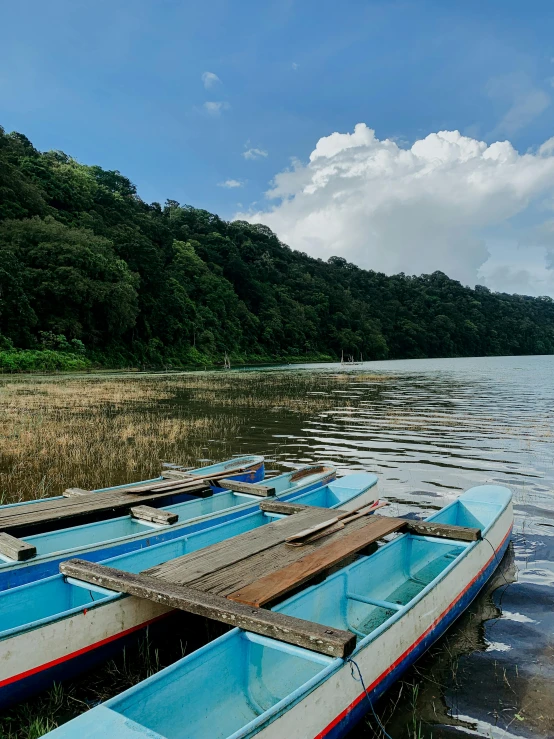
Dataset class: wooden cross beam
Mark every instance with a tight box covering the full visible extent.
[59,559,355,659]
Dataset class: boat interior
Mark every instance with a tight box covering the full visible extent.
[1,468,338,564]
[273,489,508,641]
[90,631,338,739]
[0,480,372,637]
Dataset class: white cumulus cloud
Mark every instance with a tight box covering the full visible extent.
[203,101,230,116]
[237,124,554,293]
[218,179,243,188]
[201,71,221,89]
[243,147,268,160]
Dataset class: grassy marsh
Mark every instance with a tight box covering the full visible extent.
[0,370,387,504]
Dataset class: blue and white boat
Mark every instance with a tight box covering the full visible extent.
[45,485,513,739]
[0,473,378,708]
[0,455,265,512]
[0,465,336,591]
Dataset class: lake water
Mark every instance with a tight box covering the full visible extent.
[238,355,554,738]
[2,355,554,737]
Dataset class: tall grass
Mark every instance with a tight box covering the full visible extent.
[0,370,389,503]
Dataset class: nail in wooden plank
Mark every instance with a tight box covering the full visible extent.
[228,516,406,608]
[130,506,178,525]
[0,532,37,561]
[216,480,276,497]
[59,559,356,658]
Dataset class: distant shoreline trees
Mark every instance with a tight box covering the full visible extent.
[1,124,553,370]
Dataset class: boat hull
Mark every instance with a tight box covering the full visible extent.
[253,499,513,739]
[0,597,170,708]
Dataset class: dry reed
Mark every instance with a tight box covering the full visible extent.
[0,370,391,504]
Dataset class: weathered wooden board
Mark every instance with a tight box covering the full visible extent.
[216,480,276,497]
[405,520,481,541]
[0,480,210,536]
[227,516,406,607]
[187,516,376,597]
[0,532,37,561]
[62,488,90,498]
[146,506,347,585]
[259,500,311,515]
[59,559,356,658]
[130,506,179,525]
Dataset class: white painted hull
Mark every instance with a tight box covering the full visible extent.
[0,595,170,699]
[252,500,513,738]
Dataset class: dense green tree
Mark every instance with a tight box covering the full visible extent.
[1,123,554,368]
[0,217,139,346]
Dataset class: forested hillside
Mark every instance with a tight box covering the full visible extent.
[1,125,554,370]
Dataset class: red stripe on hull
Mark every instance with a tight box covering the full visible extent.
[316,525,512,738]
[0,613,168,688]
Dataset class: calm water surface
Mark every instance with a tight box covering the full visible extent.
[234,355,554,739]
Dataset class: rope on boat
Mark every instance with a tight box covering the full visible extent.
[347,658,393,739]
[347,536,512,738]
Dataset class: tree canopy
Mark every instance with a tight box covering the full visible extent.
[1,124,553,367]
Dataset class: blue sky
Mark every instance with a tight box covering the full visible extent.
[2,1,554,294]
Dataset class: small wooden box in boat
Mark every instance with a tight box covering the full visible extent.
[0,533,36,562]
[130,506,178,526]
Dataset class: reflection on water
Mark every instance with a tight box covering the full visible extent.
[1,355,554,737]
[242,355,554,738]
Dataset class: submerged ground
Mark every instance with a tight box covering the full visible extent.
[0,355,553,738]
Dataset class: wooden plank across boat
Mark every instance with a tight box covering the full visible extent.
[59,502,480,656]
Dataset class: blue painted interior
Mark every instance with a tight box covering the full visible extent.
[42,485,511,739]
[0,474,376,640]
[47,632,338,739]
[0,466,343,591]
[273,486,509,643]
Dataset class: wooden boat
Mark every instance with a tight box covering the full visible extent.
[45,485,512,739]
[0,473,378,708]
[0,465,337,591]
